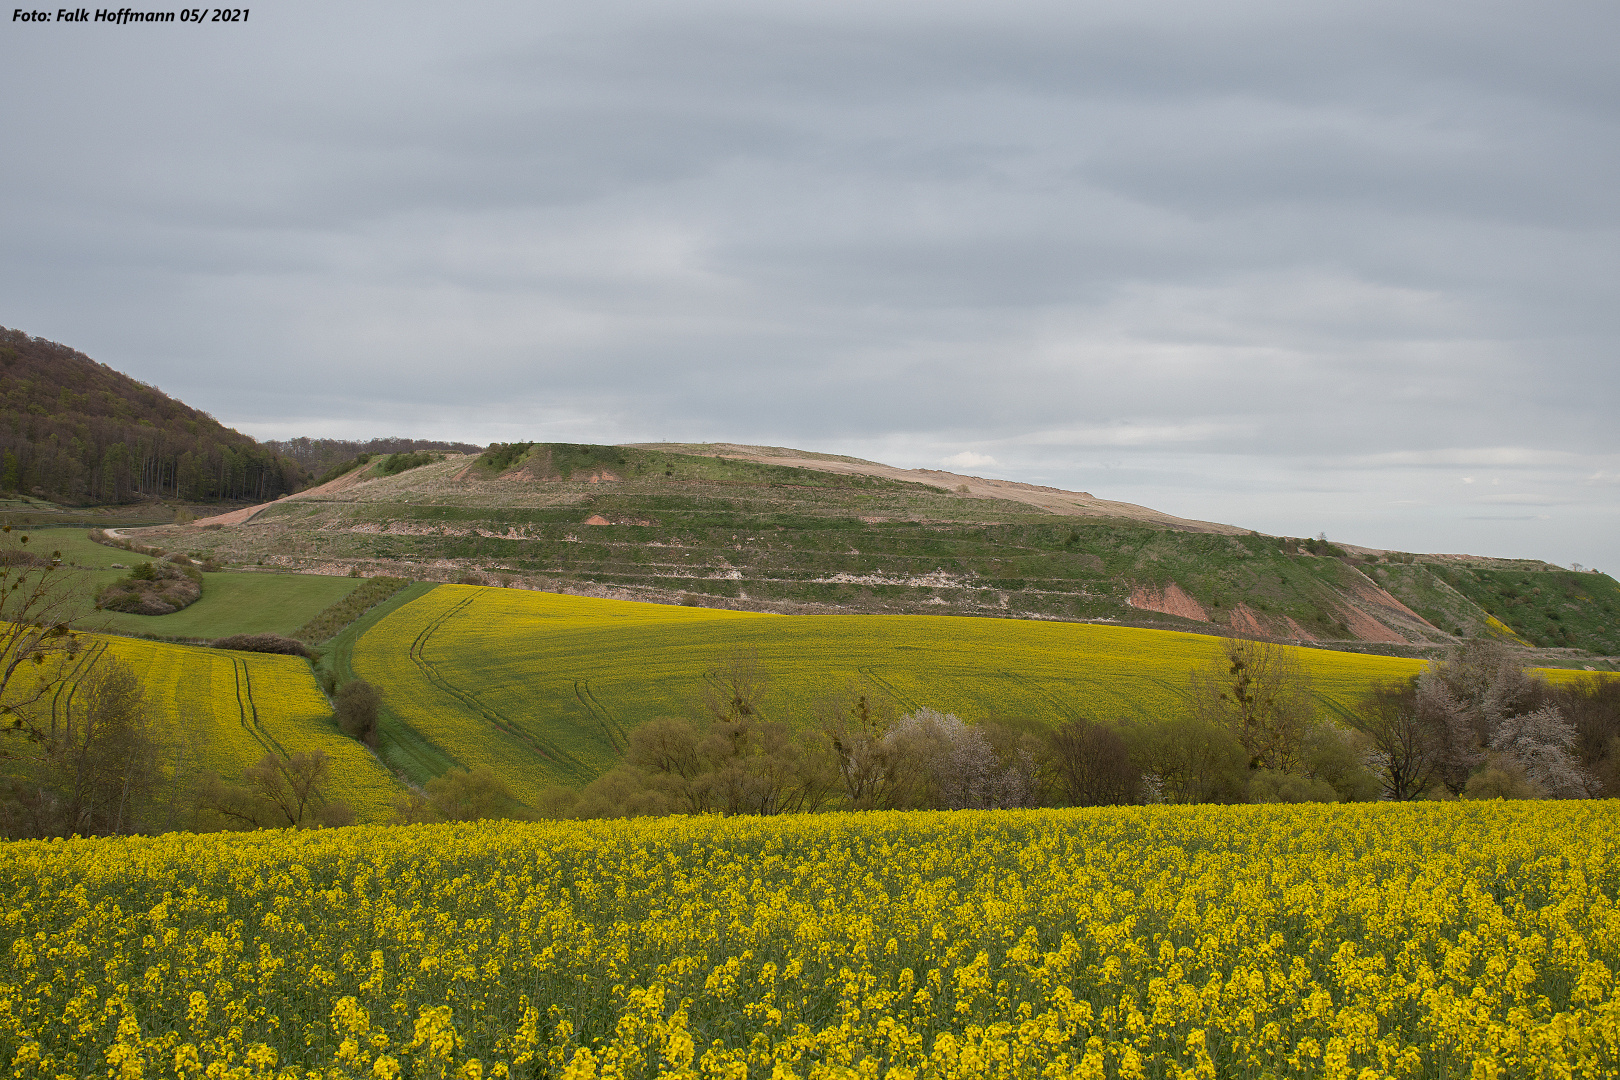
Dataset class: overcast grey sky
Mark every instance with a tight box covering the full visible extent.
[4,0,1617,569]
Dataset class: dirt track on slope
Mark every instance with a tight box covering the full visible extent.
[189,463,380,527]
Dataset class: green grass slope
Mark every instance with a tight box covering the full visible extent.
[1425,564,1620,653]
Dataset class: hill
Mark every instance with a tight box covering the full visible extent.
[138,441,1619,664]
[0,327,304,505]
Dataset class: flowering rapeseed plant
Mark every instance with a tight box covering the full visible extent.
[3,801,1619,1078]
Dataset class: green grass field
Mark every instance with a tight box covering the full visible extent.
[23,526,135,569]
[86,573,366,639]
[26,527,367,640]
[51,635,403,821]
[315,580,451,782]
[353,585,1454,804]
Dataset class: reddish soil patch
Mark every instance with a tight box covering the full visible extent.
[1128,583,1209,622]
[1345,576,1435,628]
[583,515,611,526]
[1282,617,1317,642]
[1340,605,1408,644]
[190,502,277,528]
[1227,604,1268,636]
[189,460,383,527]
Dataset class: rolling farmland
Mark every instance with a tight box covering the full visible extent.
[355,585,1443,802]
[51,635,403,821]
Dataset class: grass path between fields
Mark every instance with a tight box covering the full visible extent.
[320,581,449,784]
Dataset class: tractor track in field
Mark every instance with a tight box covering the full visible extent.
[408,594,595,783]
[48,640,108,737]
[856,667,920,712]
[233,656,287,758]
[1003,672,1082,722]
[574,680,628,753]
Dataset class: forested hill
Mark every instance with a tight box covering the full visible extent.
[0,328,305,504]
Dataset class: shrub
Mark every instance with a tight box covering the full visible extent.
[1248,769,1341,803]
[1048,718,1139,806]
[212,634,312,658]
[472,442,534,474]
[374,451,440,477]
[334,680,381,745]
[312,455,371,487]
[96,561,202,615]
[291,576,409,643]
[409,765,527,822]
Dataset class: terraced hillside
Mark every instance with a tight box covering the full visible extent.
[353,585,1457,801]
[122,442,1618,663]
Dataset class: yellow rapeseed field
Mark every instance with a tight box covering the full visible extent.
[354,587,1440,799]
[82,636,403,821]
[5,801,1619,1079]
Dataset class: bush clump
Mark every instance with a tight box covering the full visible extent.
[95,561,202,615]
[472,442,534,474]
[334,679,381,745]
[374,451,441,477]
[292,576,409,643]
[212,634,312,658]
[312,455,370,487]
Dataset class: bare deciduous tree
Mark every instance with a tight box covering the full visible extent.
[1125,713,1248,804]
[815,676,902,807]
[0,655,161,837]
[701,646,771,724]
[1190,636,1316,771]
[1047,718,1140,806]
[627,715,704,780]
[1412,676,1482,795]
[196,750,353,829]
[0,526,86,747]
[1346,683,1440,800]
